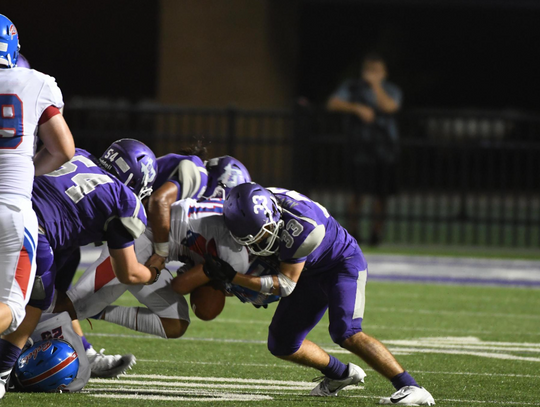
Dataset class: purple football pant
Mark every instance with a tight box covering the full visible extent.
[268,249,368,356]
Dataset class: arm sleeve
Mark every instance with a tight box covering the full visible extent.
[105,218,136,249]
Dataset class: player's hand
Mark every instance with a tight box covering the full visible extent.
[202,254,237,283]
[145,253,165,270]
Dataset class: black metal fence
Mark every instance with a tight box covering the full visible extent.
[64,101,540,248]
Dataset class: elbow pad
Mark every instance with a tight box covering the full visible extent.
[277,272,297,297]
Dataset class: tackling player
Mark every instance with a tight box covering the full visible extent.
[203,183,436,406]
[0,139,162,398]
[53,196,279,340]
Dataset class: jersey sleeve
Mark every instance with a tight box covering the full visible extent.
[37,74,64,114]
[105,218,135,249]
[115,187,147,239]
[176,158,208,200]
[279,210,325,263]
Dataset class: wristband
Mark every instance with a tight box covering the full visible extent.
[259,275,274,294]
[147,266,161,285]
[153,241,169,258]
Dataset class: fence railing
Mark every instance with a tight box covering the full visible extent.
[64,101,540,248]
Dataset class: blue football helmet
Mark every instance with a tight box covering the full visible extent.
[99,138,158,200]
[203,156,251,199]
[0,14,20,68]
[223,182,283,256]
[14,339,79,392]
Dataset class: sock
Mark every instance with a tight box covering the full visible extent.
[0,339,22,376]
[321,355,349,380]
[391,371,420,390]
[103,306,167,338]
[80,335,92,352]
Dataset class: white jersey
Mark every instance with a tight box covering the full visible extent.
[166,198,249,274]
[0,67,64,199]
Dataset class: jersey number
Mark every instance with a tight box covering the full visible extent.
[40,326,64,341]
[46,155,113,203]
[0,94,24,149]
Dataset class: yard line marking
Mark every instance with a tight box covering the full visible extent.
[116,374,316,386]
[371,307,540,320]
[325,346,540,362]
[89,378,318,391]
[90,393,272,402]
[137,359,304,369]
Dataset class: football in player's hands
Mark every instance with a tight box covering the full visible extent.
[190,284,226,321]
[203,254,237,283]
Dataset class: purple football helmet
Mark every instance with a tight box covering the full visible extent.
[99,138,158,200]
[17,53,30,68]
[203,156,251,199]
[223,182,283,256]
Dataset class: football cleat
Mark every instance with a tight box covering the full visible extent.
[0,369,11,399]
[310,362,366,396]
[86,347,136,378]
[379,386,435,405]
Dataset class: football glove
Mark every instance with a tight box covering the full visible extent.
[203,254,237,283]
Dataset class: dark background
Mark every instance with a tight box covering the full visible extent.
[3,0,540,110]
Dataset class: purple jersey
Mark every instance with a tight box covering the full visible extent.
[154,154,208,200]
[32,149,146,252]
[268,188,363,274]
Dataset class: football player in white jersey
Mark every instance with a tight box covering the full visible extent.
[0,15,75,397]
[52,198,278,340]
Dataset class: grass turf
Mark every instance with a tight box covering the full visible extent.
[5,279,540,406]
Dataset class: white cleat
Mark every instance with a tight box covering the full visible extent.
[86,347,136,378]
[379,386,435,405]
[310,363,366,396]
[0,369,12,400]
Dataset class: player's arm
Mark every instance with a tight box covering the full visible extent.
[148,181,179,258]
[109,245,163,285]
[34,113,75,176]
[171,264,210,295]
[106,218,164,285]
[203,254,304,297]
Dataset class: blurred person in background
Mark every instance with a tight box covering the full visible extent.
[327,53,402,246]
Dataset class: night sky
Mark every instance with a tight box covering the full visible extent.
[2,1,539,111]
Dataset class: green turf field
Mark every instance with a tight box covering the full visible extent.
[5,280,540,406]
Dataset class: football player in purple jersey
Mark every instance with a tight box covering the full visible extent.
[203,183,435,406]
[147,154,250,263]
[0,139,163,397]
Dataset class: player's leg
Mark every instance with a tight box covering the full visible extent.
[267,273,364,396]
[101,268,190,339]
[0,306,41,399]
[0,200,38,400]
[326,251,434,405]
[0,199,37,335]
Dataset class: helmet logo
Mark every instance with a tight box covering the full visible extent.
[141,158,156,183]
[252,195,271,216]
[9,24,17,39]
[218,163,243,187]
